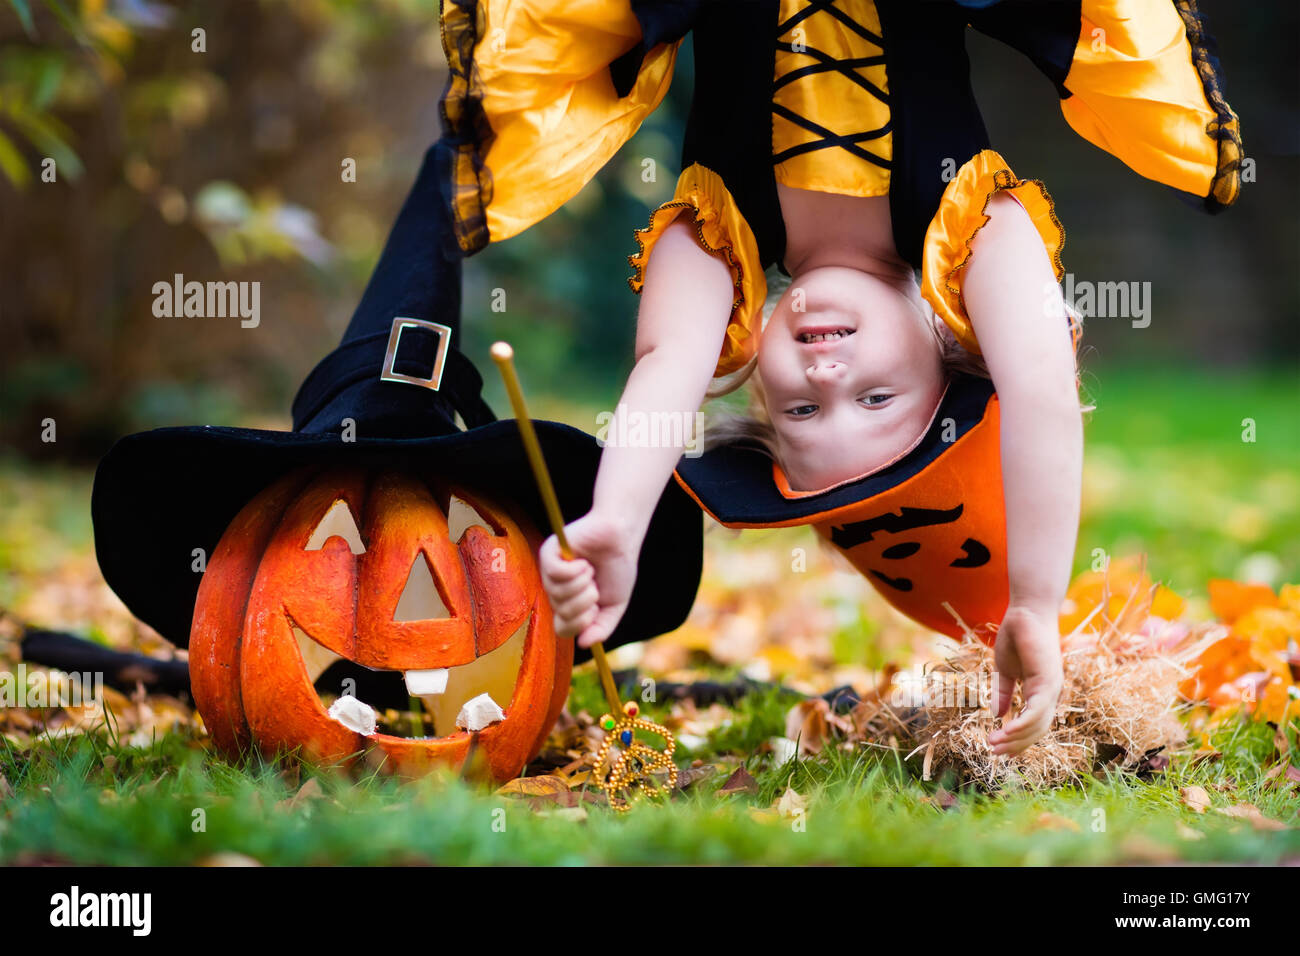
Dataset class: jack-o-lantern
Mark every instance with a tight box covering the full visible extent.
[190,465,570,781]
[91,142,704,785]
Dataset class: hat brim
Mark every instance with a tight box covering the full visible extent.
[675,375,996,526]
[91,420,702,665]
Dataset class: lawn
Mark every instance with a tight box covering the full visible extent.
[0,364,1296,865]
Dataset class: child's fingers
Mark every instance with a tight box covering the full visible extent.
[539,536,589,581]
[552,582,599,622]
[545,565,594,604]
[576,604,624,649]
[555,604,598,639]
[989,693,1055,754]
[993,670,1016,719]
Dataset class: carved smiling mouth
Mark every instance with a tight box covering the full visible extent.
[290,614,530,741]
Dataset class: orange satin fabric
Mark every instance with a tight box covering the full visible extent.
[920,150,1067,357]
[772,0,892,197]
[626,164,767,378]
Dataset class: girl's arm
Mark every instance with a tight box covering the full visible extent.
[961,192,1082,754]
[541,218,734,646]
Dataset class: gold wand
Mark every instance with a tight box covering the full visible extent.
[489,342,677,810]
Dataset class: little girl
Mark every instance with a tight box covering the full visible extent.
[437,0,1243,754]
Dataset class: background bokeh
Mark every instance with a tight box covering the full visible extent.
[1,0,1297,611]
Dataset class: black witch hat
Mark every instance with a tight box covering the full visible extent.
[91,141,703,668]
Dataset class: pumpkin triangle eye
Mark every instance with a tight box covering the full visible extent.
[304,499,366,554]
[447,495,494,542]
[394,553,451,622]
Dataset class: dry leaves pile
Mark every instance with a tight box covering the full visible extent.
[784,561,1249,790]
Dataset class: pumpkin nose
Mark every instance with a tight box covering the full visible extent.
[394,555,452,621]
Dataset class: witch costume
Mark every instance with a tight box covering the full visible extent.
[91,141,705,697]
[429,0,1243,639]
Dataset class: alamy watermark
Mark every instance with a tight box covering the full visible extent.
[152,273,261,328]
[595,405,707,458]
[0,664,103,708]
[1048,273,1152,329]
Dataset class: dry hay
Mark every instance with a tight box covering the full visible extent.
[850,581,1227,790]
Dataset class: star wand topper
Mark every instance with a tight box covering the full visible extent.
[490,342,678,812]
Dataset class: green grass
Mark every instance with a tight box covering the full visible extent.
[1,675,1294,866]
[1075,363,1300,589]
[0,363,1297,864]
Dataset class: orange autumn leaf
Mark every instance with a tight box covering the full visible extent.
[1208,579,1278,625]
[1059,555,1184,635]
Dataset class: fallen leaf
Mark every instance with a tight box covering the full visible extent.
[1118,834,1180,864]
[784,698,852,755]
[775,787,807,819]
[674,764,717,791]
[935,787,960,810]
[495,775,569,797]
[535,806,588,823]
[1180,785,1212,813]
[276,778,324,813]
[1274,724,1292,760]
[717,766,758,796]
[1215,804,1289,831]
[0,773,12,800]
[1032,812,1079,832]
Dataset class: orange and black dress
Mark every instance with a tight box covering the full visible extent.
[437,0,1242,379]
[434,0,1243,641]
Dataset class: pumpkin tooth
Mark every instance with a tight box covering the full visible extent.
[404,667,449,696]
[420,613,530,737]
[447,495,493,542]
[328,694,377,735]
[291,625,343,684]
[456,692,505,732]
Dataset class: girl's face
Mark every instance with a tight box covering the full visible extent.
[757,266,946,492]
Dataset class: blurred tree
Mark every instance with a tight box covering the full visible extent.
[0,0,1294,464]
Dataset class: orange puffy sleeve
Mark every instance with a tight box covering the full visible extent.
[627,163,767,378]
[920,149,1070,356]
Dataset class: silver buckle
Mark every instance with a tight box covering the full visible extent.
[378,317,452,391]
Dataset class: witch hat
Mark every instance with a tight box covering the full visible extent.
[91,141,703,668]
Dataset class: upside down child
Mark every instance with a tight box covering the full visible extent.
[435,0,1244,754]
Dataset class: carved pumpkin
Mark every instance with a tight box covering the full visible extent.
[189,465,571,781]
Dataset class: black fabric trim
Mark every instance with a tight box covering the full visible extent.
[682,0,786,268]
[963,0,1082,98]
[91,420,704,662]
[290,330,495,435]
[777,0,883,47]
[876,0,990,268]
[676,373,995,525]
[609,0,701,98]
[1171,0,1244,213]
[771,103,891,167]
[436,0,494,256]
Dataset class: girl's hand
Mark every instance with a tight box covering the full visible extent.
[987,605,1064,755]
[538,511,639,649]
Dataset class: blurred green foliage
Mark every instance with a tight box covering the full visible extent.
[0,1,1294,462]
